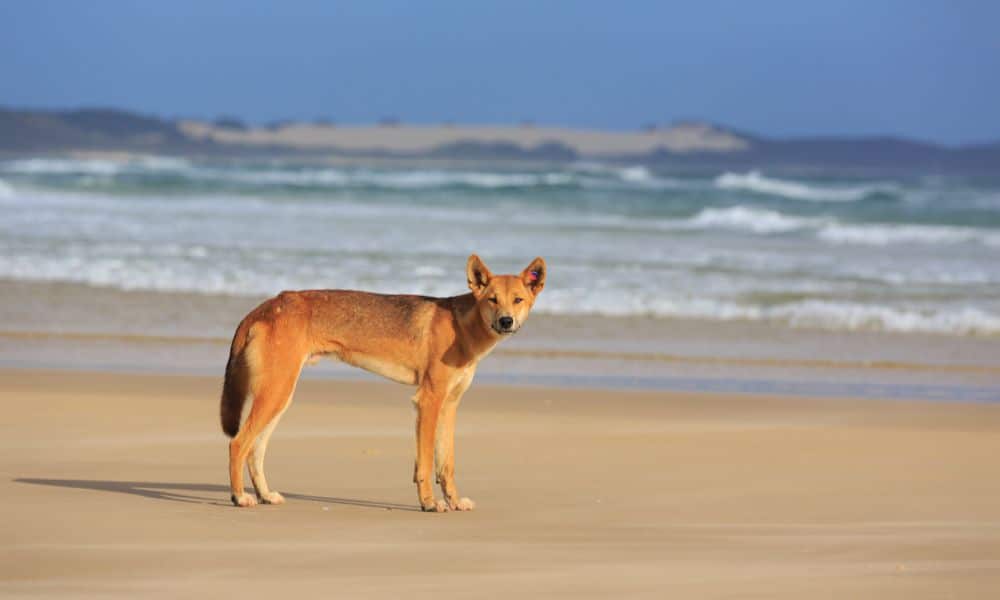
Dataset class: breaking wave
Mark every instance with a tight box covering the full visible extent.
[0,156,191,176]
[672,206,999,247]
[3,157,999,337]
[212,168,578,189]
[715,170,899,202]
[1,157,591,190]
[570,162,690,188]
[680,206,824,234]
[818,223,1000,247]
[3,244,999,336]
[762,301,1000,335]
[542,293,1000,335]
[618,166,652,182]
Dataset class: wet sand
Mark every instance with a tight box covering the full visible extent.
[3,369,1000,598]
[3,279,999,399]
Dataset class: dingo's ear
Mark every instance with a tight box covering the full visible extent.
[521,257,546,296]
[466,254,493,297]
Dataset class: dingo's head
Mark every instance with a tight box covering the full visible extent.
[466,254,546,336]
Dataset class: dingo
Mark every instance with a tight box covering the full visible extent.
[220,254,546,511]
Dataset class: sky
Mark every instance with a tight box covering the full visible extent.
[2,1,998,144]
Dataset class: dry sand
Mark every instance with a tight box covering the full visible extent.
[3,369,1000,598]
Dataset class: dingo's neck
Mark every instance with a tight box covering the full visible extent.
[452,294,501,363]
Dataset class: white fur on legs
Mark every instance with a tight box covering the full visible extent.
[247,421,276,498]
[248,395,291,504]
[452,497,475,511]
[420,499,450,512]
[259,491,285,505]
[232,492,257,507]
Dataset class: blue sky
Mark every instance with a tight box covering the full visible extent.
[2,1,998,144]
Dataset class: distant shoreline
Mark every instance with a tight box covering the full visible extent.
[3,107,998,172]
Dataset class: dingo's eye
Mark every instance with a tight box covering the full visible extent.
[489,296,498,304]
[513,297,523,304]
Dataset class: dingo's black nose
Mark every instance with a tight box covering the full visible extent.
[498,316,514,330]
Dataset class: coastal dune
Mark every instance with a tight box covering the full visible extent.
[177,120,750,155]
[4,369,1000,598]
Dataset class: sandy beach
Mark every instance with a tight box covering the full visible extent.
[4,368,1000,598]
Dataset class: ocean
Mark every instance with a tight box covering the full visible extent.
[1,156,999,337]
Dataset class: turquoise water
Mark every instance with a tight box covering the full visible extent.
[1,157,999,335]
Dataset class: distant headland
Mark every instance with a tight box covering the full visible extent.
[2,107,997,173]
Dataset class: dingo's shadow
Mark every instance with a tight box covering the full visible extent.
[13,478,420,511]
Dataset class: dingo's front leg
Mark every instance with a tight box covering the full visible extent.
[414,383,447,512]
[436,369,476,511]
[436,402,475,511]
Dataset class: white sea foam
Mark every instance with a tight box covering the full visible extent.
[3,240,999,336]
[192,167,577,189]
[376,170,575,188]
[1,158,124,176]
[0,177,13,198]
[763,301,1000,336]
[570,162,691,189]
[714,170,897,202]
[2,156,697,192]
[818,223,1000,247]
[670,206,999,247]
[619,166,652,182]
[542,291,1000,335]
[681,206,824,234]
[0,156,191,176]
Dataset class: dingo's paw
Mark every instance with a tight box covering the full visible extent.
[421,499,450,513]
[231,493,257,508]
[449,497,476,511]
[259,491,285,505]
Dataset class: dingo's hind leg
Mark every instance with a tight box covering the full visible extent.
[248,395,294,505]
[229,421,259,507]
[229,341,303,508]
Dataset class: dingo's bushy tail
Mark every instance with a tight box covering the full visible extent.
[220,318,256,437]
